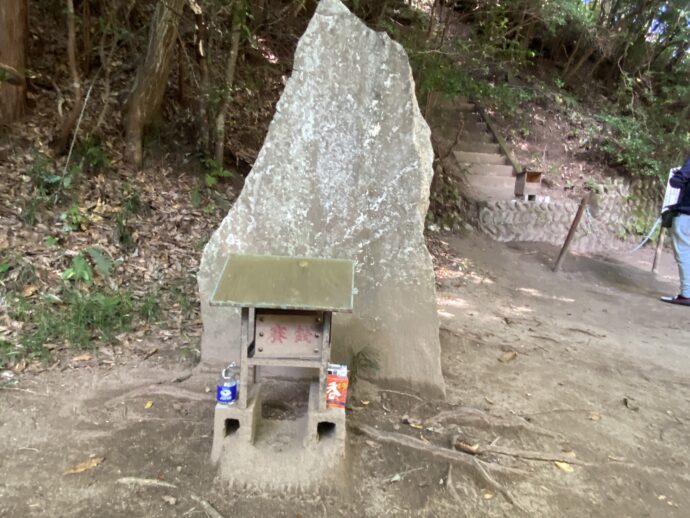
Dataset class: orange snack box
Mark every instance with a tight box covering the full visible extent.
[326,363,349,409]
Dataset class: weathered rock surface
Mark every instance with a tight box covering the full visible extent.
[198,0,445,397]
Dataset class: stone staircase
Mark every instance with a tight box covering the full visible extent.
[451,100,519,201]
[437,99,610,253]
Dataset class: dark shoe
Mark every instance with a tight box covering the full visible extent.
[660,295,690,306]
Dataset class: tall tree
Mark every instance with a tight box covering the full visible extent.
[54,0,82,153]
[125,0,185,167]
[214,1,245,165]
[0,0,28,124]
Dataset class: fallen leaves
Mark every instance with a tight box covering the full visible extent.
[64,456,104,475]
[144,400,153,409]
[71,353,92,362]
[22,285,38,297]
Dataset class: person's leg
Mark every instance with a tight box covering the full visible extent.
[672,214,690,297]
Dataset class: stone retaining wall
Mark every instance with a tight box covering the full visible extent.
[465,176,663,253]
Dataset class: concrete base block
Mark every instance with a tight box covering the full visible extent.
[211,383,262,464]
[214,380,348,491]
[304,382,346,450]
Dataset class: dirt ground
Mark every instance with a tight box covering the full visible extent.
[2,232,689,517]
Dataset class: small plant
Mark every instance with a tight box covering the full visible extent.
[121,187,143,215]
[0,253,37,294]
[190,187,202,208]
[0,339,17,370]
[114,211,136,253]
[60,247,114,284]
[77,137,109,174]
[201,158,234,188]
[28,152,62,196]
[43,235,60,247]
[60,203,89,232]
[584,177,603,194]
[61,253,93,284]
[348,346,380,388]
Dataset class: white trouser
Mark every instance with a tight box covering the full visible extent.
[672,214,690,297]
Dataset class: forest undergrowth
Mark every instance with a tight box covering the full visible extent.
[0,0,688,371]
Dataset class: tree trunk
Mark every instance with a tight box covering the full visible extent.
[214,2,244,165]
[0,0,28,124]
[125,0,185,168]
[188,0,210,154]
[564,46,596,85]
[54,0,83,153]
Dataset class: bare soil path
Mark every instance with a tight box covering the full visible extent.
[1,232,689,517]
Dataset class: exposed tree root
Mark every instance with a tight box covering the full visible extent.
[352,423,526,510]
[117,477,177,489]
[108,384,208,405]
[425,407,563,440]
[104,374,205,407]
[190,494,225,518]
[481,447,588,466]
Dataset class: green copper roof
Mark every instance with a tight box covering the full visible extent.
[210,254,355,311]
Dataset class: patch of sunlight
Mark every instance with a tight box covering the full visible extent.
[437,310,454,319]
[511,305,534,315]
[467,272,494,284]
[516,286,574,303]
[443,298,468,309]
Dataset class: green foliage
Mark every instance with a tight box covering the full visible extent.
[114,211,136,253]
[0,339,16,369]
[113,189,143,254]
[60,247,114,284]
[61,254,93,283]
[594,113,662,179]
[76,137,109,173]
[44,235,60,247]
[0,252,37,293]
[122,190,143,215]
[190,187,202,208]
[60,203,88,232]
[87,247,115,278]
[13,288,138,353]
[21,152,81,225]
[28,152,63,196]
[583,177,603,194]
[201,158,234,188]
[5,284,161,366]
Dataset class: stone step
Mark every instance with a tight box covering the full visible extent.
[465,163,515,176]
[460,131,494,143]
[457,141,501,154]
[449,171,516,200]
[454,150,507,165]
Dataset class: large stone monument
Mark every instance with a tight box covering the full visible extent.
[198,0,445,398]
